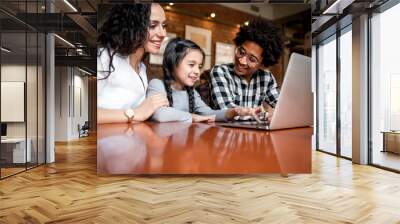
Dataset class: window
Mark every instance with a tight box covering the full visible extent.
[370,2,400,171]
[339,26,352,158]
[0,1,46,179]
[317,35,337,154]
[316,24,353,159]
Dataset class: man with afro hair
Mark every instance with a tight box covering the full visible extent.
[210,18,284,121]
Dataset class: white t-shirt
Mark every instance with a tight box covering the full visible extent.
[97,48,148,110]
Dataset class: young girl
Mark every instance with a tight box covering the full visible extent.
[147,38,260,123]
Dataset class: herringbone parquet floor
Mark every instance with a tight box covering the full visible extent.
[1,135,400,223]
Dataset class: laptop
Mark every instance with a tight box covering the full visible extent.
[216,52,313,130]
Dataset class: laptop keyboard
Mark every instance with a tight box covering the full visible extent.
[233,121,269,126]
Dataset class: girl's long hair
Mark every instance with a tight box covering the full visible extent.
[162,38,205,113]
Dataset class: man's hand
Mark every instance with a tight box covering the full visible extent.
[261,101,274,122]
[226,107,262,122]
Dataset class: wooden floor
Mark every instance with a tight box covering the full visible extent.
[1,167,26,177]
[373,151,400,171]
[1,135,400,223]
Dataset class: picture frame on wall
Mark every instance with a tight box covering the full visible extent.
[149,32,177,65]
[185,25,212,55]
[215,42,235,65]
[185,25,212,69]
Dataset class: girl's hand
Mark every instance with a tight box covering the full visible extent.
[191,114,216,123]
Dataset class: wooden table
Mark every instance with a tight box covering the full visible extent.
[97,122,312,175]
[381,131,400,154]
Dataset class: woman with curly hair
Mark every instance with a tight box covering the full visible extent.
[210,18,284,122]
[97,3,169,124]
[146,38,260,123]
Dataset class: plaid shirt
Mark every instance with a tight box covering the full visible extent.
[210,63,279,109]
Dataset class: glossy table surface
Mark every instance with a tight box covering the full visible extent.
[97,122,312,174]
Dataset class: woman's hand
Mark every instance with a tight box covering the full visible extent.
[191,114,216,123]
[134,93,169,121]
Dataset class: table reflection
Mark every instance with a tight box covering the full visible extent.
[97,122,311,174]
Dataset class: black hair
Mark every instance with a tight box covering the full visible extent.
[97,3,151,79]
[234,18,284,67]
[162,38,205,113]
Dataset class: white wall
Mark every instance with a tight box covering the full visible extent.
[1,64,45,164]
[55,66,70,141]
[75,73,89,136]
[54,67,89,141]
[1,65,26,139]
[1,65,41,138]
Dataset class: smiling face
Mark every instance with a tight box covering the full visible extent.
[173,49,204,89]
[233,40,264,78]
[143,4,167,54]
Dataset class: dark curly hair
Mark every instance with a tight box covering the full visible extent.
[97,3,151,79]
[234,18,284,67]
[162,38,205,113]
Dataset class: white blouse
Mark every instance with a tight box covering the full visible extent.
[97,48,148,110]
